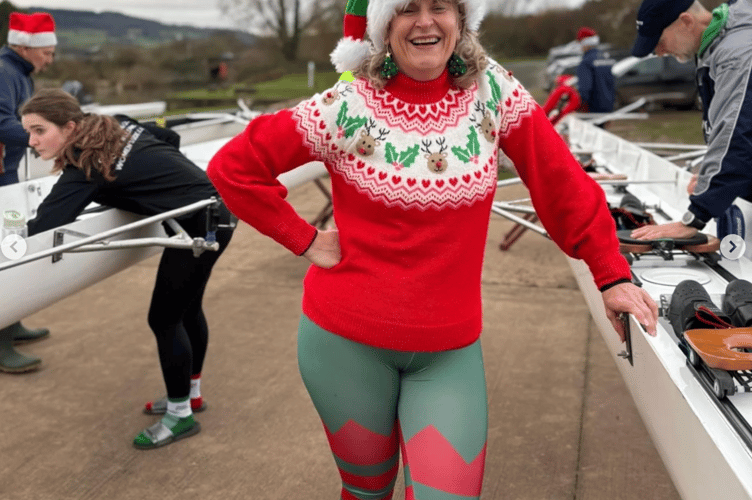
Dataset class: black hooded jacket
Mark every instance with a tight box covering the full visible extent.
[28,117,217,237]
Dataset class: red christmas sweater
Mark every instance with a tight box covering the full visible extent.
[207,61,630,352]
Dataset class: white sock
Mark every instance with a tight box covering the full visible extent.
[166,397,192,418]
[190,376,201,399]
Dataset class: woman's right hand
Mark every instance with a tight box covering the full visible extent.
[303,229,341,268]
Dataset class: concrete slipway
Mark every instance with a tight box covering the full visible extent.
[1,182,680,500]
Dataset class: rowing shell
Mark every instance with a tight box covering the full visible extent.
[561,114,752,500]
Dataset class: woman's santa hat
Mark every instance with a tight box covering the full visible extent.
[331,0,486,73]
[8,12,57,48]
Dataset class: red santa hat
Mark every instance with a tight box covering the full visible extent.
[8,12,57,48]
[576,26,599,47]
[331,0,487,73]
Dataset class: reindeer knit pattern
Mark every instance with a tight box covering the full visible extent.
[207,59,631,352]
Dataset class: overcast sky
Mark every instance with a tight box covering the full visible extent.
[12,1,238,30]
[12,0,587,31]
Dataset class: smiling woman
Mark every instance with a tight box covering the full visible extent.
[207,0,658,498]
[387,0,460,81]
[334,0,487,89]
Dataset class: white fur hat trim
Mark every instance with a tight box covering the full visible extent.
[579,35,600,47]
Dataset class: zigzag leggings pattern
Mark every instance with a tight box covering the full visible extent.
[297,315,488,499]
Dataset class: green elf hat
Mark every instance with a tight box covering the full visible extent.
[330,0,487,73]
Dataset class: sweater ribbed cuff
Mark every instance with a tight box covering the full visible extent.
[298,230,318,256]
[598,277,633,293]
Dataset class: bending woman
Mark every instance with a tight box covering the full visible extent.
[21,88,234,450]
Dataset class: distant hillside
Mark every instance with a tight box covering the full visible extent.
[15,7,256,50]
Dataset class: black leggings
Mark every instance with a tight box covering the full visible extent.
[147,207,233,399]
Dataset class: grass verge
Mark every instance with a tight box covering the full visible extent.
[606,110,704,145]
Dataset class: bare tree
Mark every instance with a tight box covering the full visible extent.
[219,0,344,62]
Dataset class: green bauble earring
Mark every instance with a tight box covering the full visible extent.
[381,50,399,79]
[447,53,467,77]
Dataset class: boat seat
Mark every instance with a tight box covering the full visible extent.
[617,229,720,254]
[684,327,752,371]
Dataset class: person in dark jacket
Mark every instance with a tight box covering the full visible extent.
[0,12,58,372]
[630,0,752,242]
[0,12,56,185]
[21,88,234,449]
[575,26,616,114]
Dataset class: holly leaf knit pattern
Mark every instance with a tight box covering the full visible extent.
[385,143,420,168]
[336,101,348,127]
[336,101,368,138]
[451,127,480,162]
[486,72,502,113]
[385,143,398,164]
[398,145,420,168]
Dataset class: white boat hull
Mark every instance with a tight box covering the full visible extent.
[570,259,752,500]
[81,101,167,119]
[0,207,164,328]
[561,115,752,499]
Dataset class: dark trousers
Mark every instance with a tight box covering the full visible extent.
[147,206,233,399]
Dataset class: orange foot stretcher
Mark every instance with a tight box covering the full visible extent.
[685,328,752,372]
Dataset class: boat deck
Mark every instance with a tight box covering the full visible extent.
[0,182,680,500]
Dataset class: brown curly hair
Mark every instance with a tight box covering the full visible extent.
[20,88,128,181]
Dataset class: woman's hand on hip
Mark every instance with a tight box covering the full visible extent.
[303,229,341,268]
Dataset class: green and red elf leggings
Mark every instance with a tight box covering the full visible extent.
[298,315,488,500]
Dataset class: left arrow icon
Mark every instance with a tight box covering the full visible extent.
[1,234,27,260]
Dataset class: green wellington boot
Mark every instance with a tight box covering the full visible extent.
[0,323,41,373]
[9,321,51,345]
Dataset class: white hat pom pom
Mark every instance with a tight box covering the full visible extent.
[330,37,372,73]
